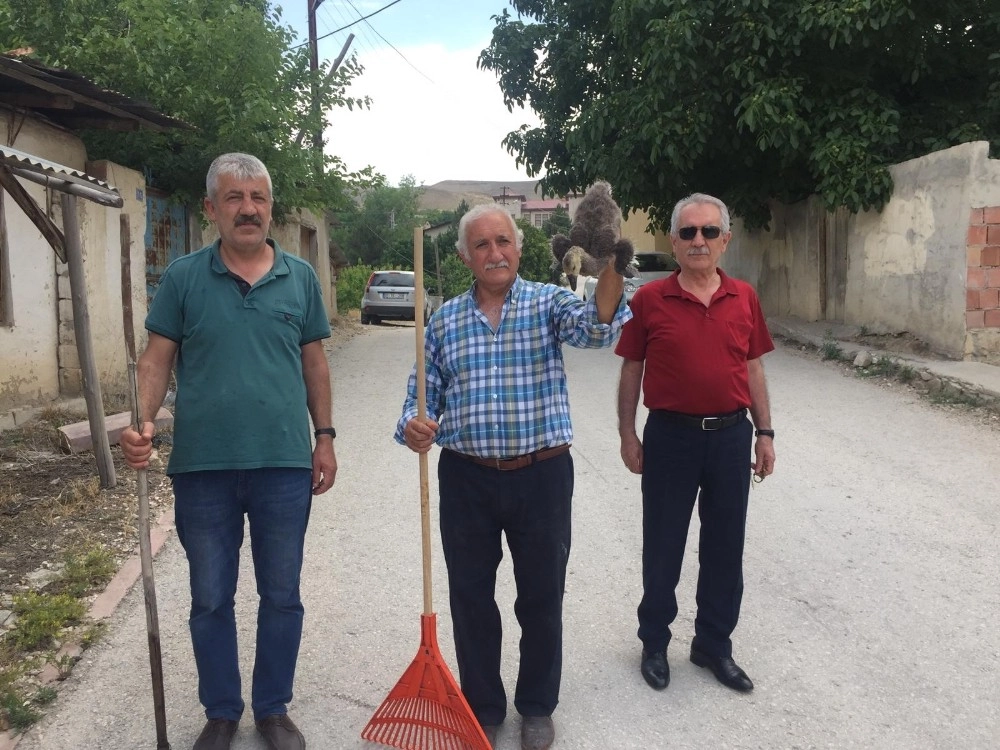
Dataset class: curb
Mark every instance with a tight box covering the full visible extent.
[0,509,176,750]
[769,319,1000,403]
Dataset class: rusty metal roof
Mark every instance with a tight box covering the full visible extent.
[0,144,123,207]
[0,53,190,133]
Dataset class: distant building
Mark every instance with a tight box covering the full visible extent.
[520,199,569,229]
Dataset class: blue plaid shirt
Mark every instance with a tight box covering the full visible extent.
[394,276,632,458]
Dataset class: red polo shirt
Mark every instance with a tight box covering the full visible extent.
[615,269,774,414]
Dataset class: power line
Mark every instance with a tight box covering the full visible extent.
[343,0,433,83]
[290,0,405,50]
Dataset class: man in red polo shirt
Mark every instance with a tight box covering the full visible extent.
[615,192,775,695]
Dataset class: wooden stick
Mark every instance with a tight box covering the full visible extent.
[414,225,433,617]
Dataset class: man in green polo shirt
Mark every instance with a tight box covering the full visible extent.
[121,153,336,750]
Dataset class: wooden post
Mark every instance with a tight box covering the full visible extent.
[62,192,116,488]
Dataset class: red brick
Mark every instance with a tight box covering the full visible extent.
[988,226,1000,245]
[968,225,988,245]
[967,310,986,328]
[967,289,981,310]
[971,207,986,225]
[968,267,986,289]
[968,247,982,267]
[982,246,1000,267]
[984,206,1000,224]
[980,287,1000,309]
[985,308,1000,327]
[988,268,1000,287]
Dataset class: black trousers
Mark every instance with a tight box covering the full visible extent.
[637,411,753,658]
[438,448,573,725]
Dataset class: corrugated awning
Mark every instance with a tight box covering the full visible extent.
[0,144,123,207]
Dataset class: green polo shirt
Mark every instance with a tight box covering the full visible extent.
[146,239,331,474]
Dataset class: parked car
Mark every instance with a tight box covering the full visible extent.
[582,251,680,304]
[360,270,431,325]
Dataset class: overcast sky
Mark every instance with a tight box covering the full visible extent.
[282,0,542,187]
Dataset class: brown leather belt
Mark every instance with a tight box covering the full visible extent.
[450,444,571,471]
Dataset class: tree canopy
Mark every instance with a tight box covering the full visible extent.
[0,0,380,215]
[479,1,1000,228]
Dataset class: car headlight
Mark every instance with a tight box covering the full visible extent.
[624,280,638,293]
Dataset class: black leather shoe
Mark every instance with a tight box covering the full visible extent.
[255,713,305,750]
[192,718,238,750]
[520,715,554,750]
[690,646,754,692]
[640,649,669,690]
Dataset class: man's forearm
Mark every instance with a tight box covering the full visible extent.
[595,263,625,324]
[747,357,771,428]
[617,359,644,437]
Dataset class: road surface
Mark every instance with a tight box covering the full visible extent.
[16,323,1000,749]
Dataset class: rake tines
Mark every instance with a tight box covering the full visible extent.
[362,614,490,750]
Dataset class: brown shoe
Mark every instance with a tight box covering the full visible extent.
[192,718,238,750]
[255,713,305,750]
[520,715,554,750]
[481,723,500,748]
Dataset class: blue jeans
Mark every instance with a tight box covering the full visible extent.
[172,468,312,722]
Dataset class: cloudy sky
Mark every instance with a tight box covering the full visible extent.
[282,0,542,187]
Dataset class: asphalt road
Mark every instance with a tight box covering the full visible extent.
[16,323,1000,750]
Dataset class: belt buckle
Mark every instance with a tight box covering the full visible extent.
[701,416,723,431]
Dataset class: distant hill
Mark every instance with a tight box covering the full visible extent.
[418,179,545,212]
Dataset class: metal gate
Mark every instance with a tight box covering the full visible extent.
[144,189,188,302]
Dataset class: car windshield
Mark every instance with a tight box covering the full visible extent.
[372,272,414,287]
[634,254,678,273]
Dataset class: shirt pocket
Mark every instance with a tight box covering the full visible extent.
[725,318,753,359]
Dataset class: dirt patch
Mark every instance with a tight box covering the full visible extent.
[852,330,935,357]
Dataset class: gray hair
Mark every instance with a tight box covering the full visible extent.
[206,153,273,202]
[455,204,523,260]
[670,193,731,235]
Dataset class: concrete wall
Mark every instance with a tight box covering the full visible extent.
[1,117,147,419]
[722,141,1000,362]
[1,118,77,414]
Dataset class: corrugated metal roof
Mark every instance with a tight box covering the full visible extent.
[0,53,190,133]
[0,144,123,207]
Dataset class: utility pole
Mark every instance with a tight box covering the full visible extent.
[307,0,324,160]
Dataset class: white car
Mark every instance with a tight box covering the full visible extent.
[582,251,679,304]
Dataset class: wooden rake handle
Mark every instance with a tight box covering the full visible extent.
[413,226,433,617]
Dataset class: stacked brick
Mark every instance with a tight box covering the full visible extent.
[967,207,1000,329]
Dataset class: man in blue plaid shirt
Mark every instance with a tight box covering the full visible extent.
[395,203,632,750]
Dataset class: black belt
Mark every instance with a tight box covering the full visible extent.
[448,444,571,471]
[651,409,746,431]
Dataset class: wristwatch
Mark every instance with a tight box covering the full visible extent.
[314,427,337,439]
[755,429,775,439]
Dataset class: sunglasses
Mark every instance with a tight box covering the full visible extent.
[677,225,722,241]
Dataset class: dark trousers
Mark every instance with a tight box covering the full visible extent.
[637,412,753,658]
[438,449,573,725]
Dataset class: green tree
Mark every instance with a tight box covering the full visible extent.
[0,0,378,214]
[542,205,571,238]
[334,177,423,266]
[516,220,554,283]
[480,1,1000,228]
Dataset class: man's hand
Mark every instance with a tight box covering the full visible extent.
[404,417,439,454]
[620,432,643,475]
[120,422,154,470]
[311,440,337,495]
[752,437,776,481]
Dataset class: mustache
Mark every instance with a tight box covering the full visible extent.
[235,214,262,227]
[484,260,510,270]
[687,248,709,256]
